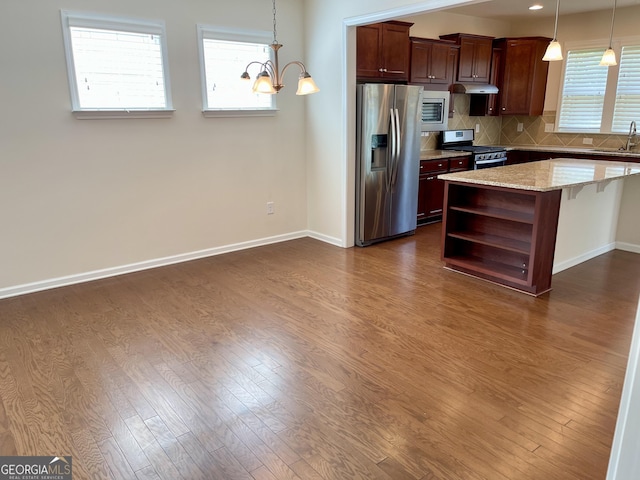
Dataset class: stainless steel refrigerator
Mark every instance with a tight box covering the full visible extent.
[356,84,423,246]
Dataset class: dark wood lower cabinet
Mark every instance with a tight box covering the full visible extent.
[417,156,470,225]
[441,181,561,296]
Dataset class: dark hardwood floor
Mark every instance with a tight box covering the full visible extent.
[0,223,639,479]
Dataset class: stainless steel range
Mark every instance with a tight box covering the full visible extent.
[440,129,507,169]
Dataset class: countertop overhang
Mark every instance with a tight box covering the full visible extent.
[420,149,472,161]
[439,158,640,191]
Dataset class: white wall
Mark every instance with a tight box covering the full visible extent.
[0,0,309,294]
[553,180,623,274]
[404,10,511,39]
[617,175,640,252]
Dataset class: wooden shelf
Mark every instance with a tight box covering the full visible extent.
[447,231,531,255]
[445,255,529,285]
[450,205,534,224]
[441,182,562,295]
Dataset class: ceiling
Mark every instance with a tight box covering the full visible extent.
[448,0,640,20]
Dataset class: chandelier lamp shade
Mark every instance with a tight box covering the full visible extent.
[600,0,618,66]
[542,0,563,61]
[240,0,319,96]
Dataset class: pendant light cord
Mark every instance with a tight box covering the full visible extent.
[607,0,617,48]
[272,0,278,44]
[552,0,560,41]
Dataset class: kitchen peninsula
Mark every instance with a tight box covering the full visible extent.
[439,159,640,295]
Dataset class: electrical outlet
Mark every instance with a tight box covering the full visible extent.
[267,202,275,215]
[544,123,555,132]
[475,123,480,133]
[583,137,593,145]
[517,123,524,132]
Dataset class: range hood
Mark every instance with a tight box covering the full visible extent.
[452,83,499,94]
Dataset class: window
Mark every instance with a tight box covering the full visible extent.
[612,45,640,132]
[61,11,173,118]
[197,25,276,116]
[558,48,608,132]
[557,39,640,133]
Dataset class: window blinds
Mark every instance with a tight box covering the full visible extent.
[70,27,167,109]
[612,45,640,133]
[558,49,609,132]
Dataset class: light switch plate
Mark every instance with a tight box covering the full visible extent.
[544,123,554,132]
[475,123,480,133]
[517,123,524,132]
[583,137,593,145]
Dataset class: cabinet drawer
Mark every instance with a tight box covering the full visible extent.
[420,159,449,173]
[448,156,470,172]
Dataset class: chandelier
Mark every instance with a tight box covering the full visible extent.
[240,0,319,95]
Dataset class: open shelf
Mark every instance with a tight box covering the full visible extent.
[447,231,531,255]
[445,255,529,285]
[449,205,535,224]
[442,182,562,295]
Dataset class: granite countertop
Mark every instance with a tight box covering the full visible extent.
[439,158,640,192]
[504,145,640,158]
[420,149,472,161]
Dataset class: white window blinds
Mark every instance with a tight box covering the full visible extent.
[558,48,609,132]
[197,25,275,114]
[612,45,640,133]
[201,38,273,110]
[69,27,167,109]
[61,11,173,116]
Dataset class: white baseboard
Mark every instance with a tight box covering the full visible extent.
[306,230,344,247]
[617,242,640,254]
[552,242,616,274]
[0,230,325,300]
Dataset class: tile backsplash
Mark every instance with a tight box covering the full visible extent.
[420,95,639,152]
[500,111,637,151]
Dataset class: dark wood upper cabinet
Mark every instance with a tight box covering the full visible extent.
[494,37,551,116]
[356,21,412,82]
[469,46,503,116]
[440,33,494,83]
[409,37,459,90]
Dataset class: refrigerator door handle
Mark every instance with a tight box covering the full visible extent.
[388,108,396,192]
[390,108,401,189]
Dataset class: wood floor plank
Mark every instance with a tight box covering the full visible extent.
[0,226,638,479]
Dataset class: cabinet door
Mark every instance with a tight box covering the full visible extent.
[487,47,502,116]
[457,37,492,83]
[417,159,449,223]
[418,175,446,221]
[473,39,493,83]
[457,37,477,83]
[424,175,446,218]
[356,24,382,79]
[500,40,536,115]
[409,41,432,84]
[429,43,451,84]
[381,23,410,80]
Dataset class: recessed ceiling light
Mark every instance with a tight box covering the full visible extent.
[529,4,544,10]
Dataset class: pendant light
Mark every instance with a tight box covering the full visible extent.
[240,0,319,95]
[543,0,563,61]
[600,0,618,66]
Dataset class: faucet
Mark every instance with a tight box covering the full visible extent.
[626,121,637,151]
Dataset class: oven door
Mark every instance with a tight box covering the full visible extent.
[474,157,507,169]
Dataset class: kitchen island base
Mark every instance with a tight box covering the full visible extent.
[441,181,561,296]
[439,158,640,296]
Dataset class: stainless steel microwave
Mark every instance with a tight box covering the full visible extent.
[421,91,450,132]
